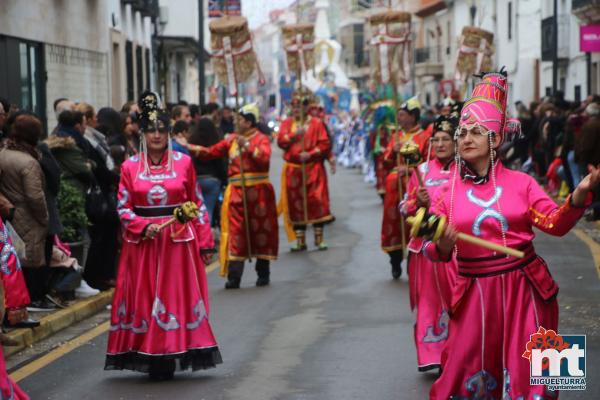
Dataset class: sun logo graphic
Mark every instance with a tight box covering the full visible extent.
[523,326,586,391]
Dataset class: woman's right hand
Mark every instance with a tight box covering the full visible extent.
[437,224,458,257]
[144,224,161,240]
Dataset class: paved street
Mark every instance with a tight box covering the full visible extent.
[10,149,600,400]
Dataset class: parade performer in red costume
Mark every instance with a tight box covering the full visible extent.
[427,70,600,399]
[381,97,431,279]
[401,112,459,372]
[191,104,278,289]
[278,91,333,251]
[105,92,222,380]
[369,101,395,199]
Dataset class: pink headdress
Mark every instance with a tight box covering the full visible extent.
[459,69,521,145]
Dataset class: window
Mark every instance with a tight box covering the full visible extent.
[125,40,134,101]
[447,20,451,55]
[145,48,151,90]
[136,45,143,93]
[574,85,581,101]
[508,2,513,40]
[353,24,364,67]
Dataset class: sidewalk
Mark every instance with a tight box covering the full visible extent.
[4,290,113,357]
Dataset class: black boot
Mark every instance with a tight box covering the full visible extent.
[389,250,403,280]
[225,278,241,289]
[255,259,270,287]
[225,261,244,289]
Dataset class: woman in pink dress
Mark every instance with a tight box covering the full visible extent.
[401,113,458,372]
[105,92,222,380]
[0,218,30,399]
[426,71,600,399]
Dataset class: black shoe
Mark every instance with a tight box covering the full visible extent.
[256,277,270,287]
[391,264,402,280]
[8,317,40,329]
[224,278,241,289]
[27,300,57,312]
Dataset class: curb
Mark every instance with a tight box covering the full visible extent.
[4,290,114,357]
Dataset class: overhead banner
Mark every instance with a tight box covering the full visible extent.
[208,0,241,18]
[580,25,600,52]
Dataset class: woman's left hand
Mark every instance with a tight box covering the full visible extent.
[572,164,600,206]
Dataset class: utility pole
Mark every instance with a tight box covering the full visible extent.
[198,0,205,106]
[552,0,558,94]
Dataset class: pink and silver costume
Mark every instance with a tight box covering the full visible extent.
[427,72,592,399]
[105,151,222,372]
[403,158,456,372]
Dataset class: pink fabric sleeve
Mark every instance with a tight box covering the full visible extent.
[186,160,215,252]
[527,178,593,236]
[117,165,151,239]
[422,185,453,262]
[0,219,30,308]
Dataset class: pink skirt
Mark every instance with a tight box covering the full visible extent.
[105,222,222,373]
[407,250,455,371]
[430,256,559,399]
[0,347,28,399]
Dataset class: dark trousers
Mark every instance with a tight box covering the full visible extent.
[228,259,270,280]
[293,222,325,230]
[84,219,118,286]
[23,236,53,302]
[388,249,404,268]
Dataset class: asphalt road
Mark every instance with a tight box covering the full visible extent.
[12,148,600,399]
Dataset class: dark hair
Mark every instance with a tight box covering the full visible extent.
[189,104,201,118]
[201,102,220,116]
[0,97,10,114]
[121,101,138,113]
[171,105,188,120]
[188,118,220,147]
[177,100,189,106]
[53,98,68,111]
[240,112,257,127]
[400,108,420,122]
[7,111,42,146]
[173,120,189,135]
[96,107,122,138]
[58,110,84,128]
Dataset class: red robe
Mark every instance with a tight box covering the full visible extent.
[199,130,278,276]
[380,125,431,253]
[277,117,333,237]
[370,125,393,195]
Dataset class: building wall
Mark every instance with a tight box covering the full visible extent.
[0,0,113,130]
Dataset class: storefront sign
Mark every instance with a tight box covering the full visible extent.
[580,25,600,52]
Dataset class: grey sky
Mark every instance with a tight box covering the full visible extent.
[242,0,294,28]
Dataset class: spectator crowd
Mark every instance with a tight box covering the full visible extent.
[0,95,234,329]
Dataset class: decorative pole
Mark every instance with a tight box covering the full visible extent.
[210,13,262,262]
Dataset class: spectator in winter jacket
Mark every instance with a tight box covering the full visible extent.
[0,112,49,304]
